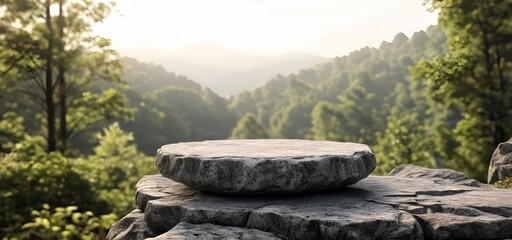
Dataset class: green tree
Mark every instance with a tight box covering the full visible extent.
[78,122,155,216]
[0,0,132,153]
[230,113,269,139]
[375,114,435,174]
[374,83,435,174]
[270,103,313,139]
[311,77,383,144]
[337,80,382,145]
[414,0,512,179]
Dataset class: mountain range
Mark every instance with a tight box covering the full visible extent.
[119,43,330,97]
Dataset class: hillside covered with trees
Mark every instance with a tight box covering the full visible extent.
[229,26,450,175]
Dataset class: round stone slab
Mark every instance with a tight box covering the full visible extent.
[155,139,376,194]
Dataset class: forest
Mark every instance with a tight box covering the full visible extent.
[1,0,511,238]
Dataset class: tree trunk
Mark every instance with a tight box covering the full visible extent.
[45,0,56,152]
[57,0,67,153]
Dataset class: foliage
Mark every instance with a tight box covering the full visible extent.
[231,113,269,139]
[229,26,447,145]
[374,114,435,174]
[413,0,512,180]
[311,101,344,141]
[0,0,132,153]
[0,111,25,154]
[10,204,116,240]
[93,122,139,158]
[229,26,449,174]
[0,136,107,236]
[78,122,156,216]
[494,177,512,189]
[0,123,155,237]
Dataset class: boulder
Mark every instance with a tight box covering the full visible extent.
[156,139,376,194]
[488,137,512,184]
[146,222,280,240]
[108,168,512,240]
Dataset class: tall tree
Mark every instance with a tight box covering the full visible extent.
[0,0,132,153]
[57,0,66,152]
[414,0,512,179]
[45,0,57,152]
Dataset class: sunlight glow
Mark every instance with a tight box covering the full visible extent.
[93,0,438,58]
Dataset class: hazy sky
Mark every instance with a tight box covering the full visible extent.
[94,0,438,58]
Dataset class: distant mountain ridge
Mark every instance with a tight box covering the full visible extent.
[120,44,330,97]
[208,52,330,97]
[119,57,237,154]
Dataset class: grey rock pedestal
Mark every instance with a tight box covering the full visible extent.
[156,139,376,194]
[110,169,512,240]
[108,139,512,240]
[488,137,512,184]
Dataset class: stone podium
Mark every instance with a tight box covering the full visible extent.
[107,140,512,240]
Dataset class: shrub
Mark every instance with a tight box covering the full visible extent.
[10,204,116,240]
[0,136,108,235]
[494,177,512,189]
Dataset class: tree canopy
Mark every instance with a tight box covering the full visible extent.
[0,0,132,153]
[414,0,512,178]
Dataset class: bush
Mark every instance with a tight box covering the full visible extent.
[0,123,156,237]
[0,136,108,236]
[9,204,116,240]
[494,177,512,189]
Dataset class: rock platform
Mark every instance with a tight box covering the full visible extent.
[107,140,512,239]
[109,166,512,240]
[156,139,376,194]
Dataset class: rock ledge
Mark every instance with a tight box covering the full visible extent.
[109,167,512,240]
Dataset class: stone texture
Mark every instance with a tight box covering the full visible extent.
[155,139,376,194]
[488,137,512,184]
[107,165,512,240]
[389,164,487,188]
[146,222,281,240]
[133,176,424,240]
[106,210,157,240]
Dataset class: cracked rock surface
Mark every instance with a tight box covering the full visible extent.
[156,139,376,194]
[146,222,280,240]
[108,165,512,240]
